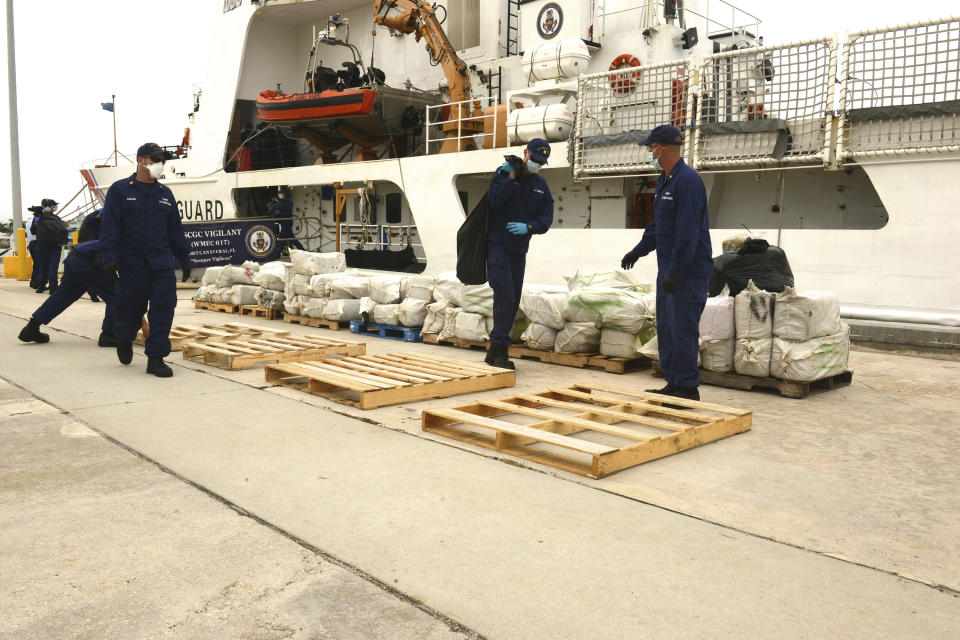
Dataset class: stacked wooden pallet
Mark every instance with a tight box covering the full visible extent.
[283,314,349,330]
[194,300,240,314]
[240,305,283,320]
[184,334,365,370]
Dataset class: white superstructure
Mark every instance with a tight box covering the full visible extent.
[83,1,960,318]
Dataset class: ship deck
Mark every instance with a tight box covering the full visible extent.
[1,277,958,638]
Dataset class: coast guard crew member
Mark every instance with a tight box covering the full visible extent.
[25,205,42,289]
[99,142,191,378]
[620,125,713,403]
[17,239,120,347]
[78,208,105,301]
[32,199,66,294]
[269,186,303,253]
[484,138,554,370]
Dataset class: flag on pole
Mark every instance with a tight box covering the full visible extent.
[101,101,114,112]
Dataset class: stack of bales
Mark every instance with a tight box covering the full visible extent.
[282,249,352,320]
[195,262,260,306]
[359,274,436,327]
[422,272,495,341]
[253,261,291,311]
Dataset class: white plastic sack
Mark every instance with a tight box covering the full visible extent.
[564,268,650,292]
[423,301,449,334]
[565,287,654,333]
[700,286,736,341]
[519,291,567,330]
[227,284,259,306]
[433,272,464,307]
[283,294,305,316]
[359,296,377,316]
[372,303,401,326]
[291,273,314,297]
[323,299,362,322]
[735,280,774,339]
[600,329,639,359]
[462,284,495,317]
[638,335,659,361]
[216,264,258,287]
[555,322,601,354]
[399,298,429,327]
[439,307,462,340]
[771,325,849,382]
[300,296,328,319]
[734,337,773,378]
[201,267,225,286]
[195,285,211,302]
[369,275,403,304]
[400,275,435,301]
[309,273,340,298]
[253,262,287,292]
[290,249,346,276]
[255,287,286,310]
[773,287,841,342]
[329,276,370,300]
[455,312,490,342]
[521,323,558,351]
[700,338,735,373]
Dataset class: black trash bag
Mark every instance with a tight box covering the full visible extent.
[456,192,489,285]
[708,238,794,297]
[36,216,69,246]
[344,245,425,273]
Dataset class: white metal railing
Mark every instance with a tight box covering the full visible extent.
[839,16,960,161]
[425,95,500,154]
[595,0,760,42]
[338,223,423,253]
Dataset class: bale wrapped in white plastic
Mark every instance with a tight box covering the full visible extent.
[433,271,464,307]
[519,291,567,330]
[329,276,370,300]
[600,329,640,359]
[227,284,259,306]
[323,299,362,323]
[372,303,401,326]
[734,338,773,378]
[290,249,346,275]
[462,283,495,317]
[564,268,650,292]
[700,338,735,373]
[700,287,736,341]
[521,323,558,351]
[565,287,654,333]
[201,266,225,286]
[735,280,774,339]
[358,296,377,316]
[399,298,429,327]
[773,287,841,342]
[309,273,340,298]
[423,301,449,334]
[454,312,490,342]
[439,307,462,340]
[253,261,287,292]
[638,335,659,361]
[283,294,305,316]
[555,322,601,354]
[400,275,435,301]
[369,275,403,304]
[300,296,328,319]
[290,273,314,297]
[255,287,286,311]
[216,264,258,287]
[771,324,850,382]
[195,285,211,302]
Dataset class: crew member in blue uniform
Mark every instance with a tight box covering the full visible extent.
[484,138,554,370]
[269,186,303,253]
[25,205,42,289]
[32,198,66,294]
[78,208,104,301]
[620,125,713,403]
[100,142,191,378]
[17,239,120,347]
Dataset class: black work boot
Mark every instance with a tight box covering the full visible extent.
[146,357,173,378]
[47,285,58,296]
[89,292,100,302]
[18,318,50,344]
[98,331,119,347]
[484,347,516,370]
[116,340,133,365]
[35,285,47,293]
[645,383,675,395]
[663,386,700,410]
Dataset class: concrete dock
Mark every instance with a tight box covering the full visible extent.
[1,278,958,639]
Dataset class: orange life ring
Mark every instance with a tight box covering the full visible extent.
[609,54,641,94]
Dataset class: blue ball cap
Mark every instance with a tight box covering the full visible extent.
[639,125,684,147]
[526,138,551,165]
[136,142,173,160]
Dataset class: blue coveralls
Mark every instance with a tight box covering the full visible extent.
[630,158,714,388]
[32,240,118,333]
[271,196,303,251]
[99,174,188,358]
[486,168,554,350]
[34,214,66,289]
[26,216,39,287]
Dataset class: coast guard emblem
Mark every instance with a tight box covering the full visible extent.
[245,224,276,258]
[537,3,563,40]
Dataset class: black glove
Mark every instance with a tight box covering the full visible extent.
[504,154,524,177]
[621,249,640,270]
[181,267,192,283]
[662,274,678,294]
[103,261,119,281]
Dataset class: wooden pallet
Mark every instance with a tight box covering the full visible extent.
[350,321,422,343]
[507,345,650,375]
[194,300,241,314]
[421,333,489,350]
[264,352,515,409]
[183,334,365,370]
[240,305,283,320]
[136,322,291,351]
[283,314,349,330]
[422,383,751,479]
[652,362,854,399]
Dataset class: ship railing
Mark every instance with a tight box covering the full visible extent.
[425,95,500,154]
[337,223,423,255]
[594,0,760,42]
[838,16,960,162]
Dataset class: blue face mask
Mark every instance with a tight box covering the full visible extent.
[526,160,543,174]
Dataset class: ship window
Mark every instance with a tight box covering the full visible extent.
[446,0,480,51]
[386,193,402,223]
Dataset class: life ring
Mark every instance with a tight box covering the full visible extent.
[609,54,641,94]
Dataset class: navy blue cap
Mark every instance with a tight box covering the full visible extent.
[41,198,58,207]
[639,125,684,147]
[136,142,172,160]
[526,138,551,165]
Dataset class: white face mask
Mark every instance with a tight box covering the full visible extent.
[147,161,165,179]
[647,147,661,168]
[525,160,543,174]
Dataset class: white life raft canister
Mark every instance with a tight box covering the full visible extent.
[507,103,575,144]
[521,38,592,82]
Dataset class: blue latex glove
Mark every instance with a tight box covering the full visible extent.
[501,161,514,174]
[506,222,529,235]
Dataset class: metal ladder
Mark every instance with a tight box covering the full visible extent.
[506,0,520,57]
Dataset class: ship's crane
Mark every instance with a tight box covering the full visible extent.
[373,0,484,153]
